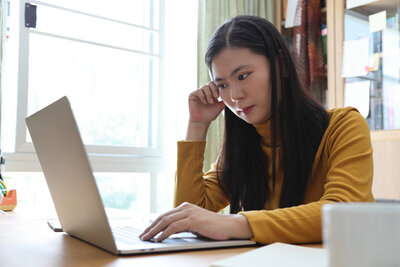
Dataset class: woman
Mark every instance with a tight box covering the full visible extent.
[140,15,374,244]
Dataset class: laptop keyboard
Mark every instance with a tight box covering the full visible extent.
[112,226,145,244]
[112,225,190,245]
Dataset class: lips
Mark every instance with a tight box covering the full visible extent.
[239,105,254,115]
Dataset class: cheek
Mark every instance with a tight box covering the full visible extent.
[220,90,234,107]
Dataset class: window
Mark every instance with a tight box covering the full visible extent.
[1,0,198,214]
[18,0,161,154]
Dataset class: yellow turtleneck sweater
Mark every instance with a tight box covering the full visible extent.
[174,107,374,244]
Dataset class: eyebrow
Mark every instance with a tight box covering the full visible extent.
[214,65,251,82]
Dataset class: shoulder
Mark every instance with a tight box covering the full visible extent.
[326,107,368,131]
[323,107,371,148]
[327,107,364,123]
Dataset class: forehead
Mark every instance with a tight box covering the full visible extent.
[211,47,269,78]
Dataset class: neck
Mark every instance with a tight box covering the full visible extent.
[253,117,281,146]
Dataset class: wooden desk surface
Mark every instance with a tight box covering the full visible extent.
[0,211,321,267]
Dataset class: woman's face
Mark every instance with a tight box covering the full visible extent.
[211,47,272,125]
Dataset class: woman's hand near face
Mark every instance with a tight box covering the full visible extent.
[186,82,225,141]
[139,202,253,242]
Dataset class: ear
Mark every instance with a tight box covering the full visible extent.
[278,49,289,77]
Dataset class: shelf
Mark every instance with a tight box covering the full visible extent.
[344,75,380,82]
[348,0,399,16]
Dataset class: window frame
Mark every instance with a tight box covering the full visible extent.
[4,0,167,173]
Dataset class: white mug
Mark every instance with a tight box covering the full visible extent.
[322,202,400,267]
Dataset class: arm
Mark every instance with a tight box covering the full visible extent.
[141,140,253,242]
[173,81,227,210]
[173,141,229,212]
[240,109,374,244]
[140,83,243,242]
[140,202,253,242]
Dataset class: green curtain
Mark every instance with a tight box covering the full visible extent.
[197,0,275,172]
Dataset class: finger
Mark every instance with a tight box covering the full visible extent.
[140,210,188,241]
[141,213,184,241]
[193,88,208,104]
[139,216,164,238]
[156,219,191,242]
[218,100,226,110]
[207,81,219,99]
[139,208,179,238]
[140,202,194,239]
[140,202,193,238]
[202,84,216,104]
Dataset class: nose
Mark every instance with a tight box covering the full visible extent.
[230,84,245,102]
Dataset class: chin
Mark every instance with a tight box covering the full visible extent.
[240,117,257,125]
[247,117,269,125]
[235,113,263,125]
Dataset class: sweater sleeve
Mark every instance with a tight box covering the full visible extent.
[240,110,374,244]
[173,141,230,212]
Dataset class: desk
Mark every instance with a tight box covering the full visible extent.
[0,212,321,267]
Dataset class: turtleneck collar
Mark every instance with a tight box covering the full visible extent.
[253,118,281,147]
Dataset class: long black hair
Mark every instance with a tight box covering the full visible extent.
[205,15,330,213]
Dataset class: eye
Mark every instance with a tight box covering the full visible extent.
[238,73,249,80]
[217,83,228,90]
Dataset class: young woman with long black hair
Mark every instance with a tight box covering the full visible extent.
[140,15,374,244]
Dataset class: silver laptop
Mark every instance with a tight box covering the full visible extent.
[25,96,256,255]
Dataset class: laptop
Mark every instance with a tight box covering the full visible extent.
[25,96,256,255]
